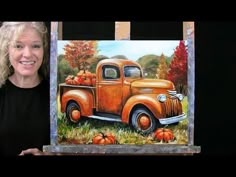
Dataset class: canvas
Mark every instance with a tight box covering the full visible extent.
[44,22,200,155]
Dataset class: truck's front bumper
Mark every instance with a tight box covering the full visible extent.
[159,113,186,125]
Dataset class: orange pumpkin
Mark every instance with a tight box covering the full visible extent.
[82,78,92,86]
[154,127,174,143]
[74,76,82,85]
[92,132,116,145]
[65,75,79,85]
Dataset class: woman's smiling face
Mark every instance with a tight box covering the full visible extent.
[8,27,44,78]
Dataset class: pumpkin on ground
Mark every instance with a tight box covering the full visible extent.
[154,127,175,143]
[92,132,116,145]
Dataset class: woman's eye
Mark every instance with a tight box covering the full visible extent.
[15,44,23,49]
[32,44,42,48]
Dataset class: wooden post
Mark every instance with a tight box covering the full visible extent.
[183,22,195,146]
[49,22,58,146]
[58,22,63,40]
[115,22,130,40]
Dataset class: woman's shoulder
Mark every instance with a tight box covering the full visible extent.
[0,80,8,105]
[38,79,50,97]
[0,80,9,90]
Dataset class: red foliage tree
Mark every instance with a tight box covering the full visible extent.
[167,40,187,95]
[63,41,97,73]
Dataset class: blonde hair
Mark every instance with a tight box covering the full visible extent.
[0,22,49,88]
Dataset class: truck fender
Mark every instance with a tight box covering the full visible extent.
[121,94,163,123]
[61,89,94,116]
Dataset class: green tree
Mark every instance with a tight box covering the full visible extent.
[90,55,109,73]
[111,55,128,59]
[57,55,78,84]
[137,55,159,78]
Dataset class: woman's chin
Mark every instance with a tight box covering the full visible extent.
[18,71,37,77]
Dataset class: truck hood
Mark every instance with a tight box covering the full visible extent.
[131,79,175,94]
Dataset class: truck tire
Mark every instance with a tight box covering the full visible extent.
[66,102,81,124]
[131,107,158,134]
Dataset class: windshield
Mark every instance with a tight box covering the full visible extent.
[124,66,142,79]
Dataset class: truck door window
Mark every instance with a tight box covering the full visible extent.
[102,65,120,80]
[124,66,142,78]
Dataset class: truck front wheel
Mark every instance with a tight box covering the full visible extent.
[131,108,157,134]
[66,102,81,124]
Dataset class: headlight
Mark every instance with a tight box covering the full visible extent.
[157,94,166,102]
[176,94,184,101]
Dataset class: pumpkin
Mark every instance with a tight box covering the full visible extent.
[154,127,174,143]
[76,71,97,86]
[82,78,92,86]
[92,132,116,145]
[65,75,79,85]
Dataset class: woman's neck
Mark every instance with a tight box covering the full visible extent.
[9,74,41,88]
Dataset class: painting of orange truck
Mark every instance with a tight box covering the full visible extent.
[57,40,188,144]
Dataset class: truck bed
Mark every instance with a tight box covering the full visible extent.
[59,83,96,89]
[59,83,96,102]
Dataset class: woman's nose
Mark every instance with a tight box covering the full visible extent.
[22,46,32,58]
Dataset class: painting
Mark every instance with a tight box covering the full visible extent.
[56,40,188,145]
[44,22,200,155]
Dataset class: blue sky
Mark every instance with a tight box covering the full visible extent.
[58,40,181,61]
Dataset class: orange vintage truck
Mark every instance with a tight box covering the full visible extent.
[59,58,186,134]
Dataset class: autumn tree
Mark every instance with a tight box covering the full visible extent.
[156,53,168,79]
[167,41,187,95]
[63,41,97,73]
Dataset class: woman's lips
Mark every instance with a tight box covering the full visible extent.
[19,61,36,65]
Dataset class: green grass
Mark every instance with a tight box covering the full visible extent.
[57,96,189,145]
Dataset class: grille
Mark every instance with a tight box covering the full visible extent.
[162,97,182,117]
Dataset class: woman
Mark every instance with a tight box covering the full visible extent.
[0,22,51,156]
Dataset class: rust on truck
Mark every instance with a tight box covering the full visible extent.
[60,58,186,134]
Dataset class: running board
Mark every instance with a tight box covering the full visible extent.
[88,115,122,122]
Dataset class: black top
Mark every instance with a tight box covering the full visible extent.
[0,79,50,156]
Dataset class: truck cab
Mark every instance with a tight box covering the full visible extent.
[60,58,186,134]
